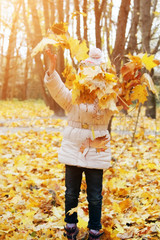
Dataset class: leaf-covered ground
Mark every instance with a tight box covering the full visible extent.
[0,100,160,240]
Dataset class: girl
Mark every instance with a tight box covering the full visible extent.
[45,48,113,240]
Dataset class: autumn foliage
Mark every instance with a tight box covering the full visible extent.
[32,22,159,113]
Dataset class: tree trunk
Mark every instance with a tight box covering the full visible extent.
[57,0,65,76]
[140,0,151,52]
[27,0,48,103]
[50,0,55,24]
[126,0,140,54]
[23,47,29,100]
[105,0,113,59]
[140,0,156,119]
[83,0,88,46]
[10,49,19,99]
[94,0,106,49]
[1,0,22,99]
[74,0,82,41]
[42,0,50,33]
[65,0,70,24]
[111,0,131,74]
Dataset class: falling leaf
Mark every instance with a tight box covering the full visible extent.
[141,53,158,72]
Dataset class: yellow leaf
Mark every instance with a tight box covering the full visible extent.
[153,11,160,16]
[31,38,58,57]
[77,217,88,229]
[105,73,117,83]
[67,207,78,215]
[141,53,158,71]
[130,85,148,104]
[99,95,118,112]
[119,198,132,213]
[112,202,121,213]
[69,38,89,61]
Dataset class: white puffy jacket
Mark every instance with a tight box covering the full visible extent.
[44,71,113,169]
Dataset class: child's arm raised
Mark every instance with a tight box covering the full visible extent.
[44,49,72,112]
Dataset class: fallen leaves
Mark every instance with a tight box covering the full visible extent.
[0,100,160,239]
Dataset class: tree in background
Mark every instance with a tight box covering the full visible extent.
[94,0,106,49]
[1,0,22,100]
[140,0,158,119]
[111,0,131,74]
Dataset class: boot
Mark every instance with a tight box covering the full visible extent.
[64,225,79,239]
[88,229,104,240]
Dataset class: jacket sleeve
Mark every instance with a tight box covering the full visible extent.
[44,70,72,112]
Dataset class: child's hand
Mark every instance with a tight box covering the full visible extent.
[45,48,57,75]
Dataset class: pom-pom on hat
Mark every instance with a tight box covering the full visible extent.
[80,47,105,66]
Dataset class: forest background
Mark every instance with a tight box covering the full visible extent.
[0,0,160,118]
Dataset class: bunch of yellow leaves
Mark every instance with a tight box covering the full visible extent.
[70,64,120,113]
[63,52,159,113]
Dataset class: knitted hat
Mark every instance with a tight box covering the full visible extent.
[80,47,105,66]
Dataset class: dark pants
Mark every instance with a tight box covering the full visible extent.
[64,165,103,230]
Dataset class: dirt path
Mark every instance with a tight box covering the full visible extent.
[0,117,159,136]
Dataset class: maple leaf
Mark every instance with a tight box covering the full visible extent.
[105,73,117,83]
[31,38,58,57]
[98,94,118,112]
[141,53,158,71]
[80,136,110,154]
[79,88,96,104]
[121,62,138,80]
[126,53,143,68]
[51,22,68,35]
[68,37,89,61]
[62,65,76,89]
[80,66,101,80]
[130,85,148,104]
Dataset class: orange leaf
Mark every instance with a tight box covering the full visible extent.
[51,22,68,35]
[119,198,132,213]
[80,136,109,154]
